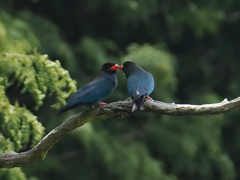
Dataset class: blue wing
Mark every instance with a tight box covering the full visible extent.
[56,74,117,117]
[127,72,154,99]
[67,76,117,107]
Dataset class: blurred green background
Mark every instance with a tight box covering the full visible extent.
[1,0,240,179]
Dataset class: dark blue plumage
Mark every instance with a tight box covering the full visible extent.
[57,62,119,117]
[121,61,154,112]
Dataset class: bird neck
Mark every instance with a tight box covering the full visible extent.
[100,70,117,76]
[125,66,144,79]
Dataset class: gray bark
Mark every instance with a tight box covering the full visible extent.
[1,97,240,168]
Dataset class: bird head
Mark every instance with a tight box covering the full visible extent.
[120,61,140,78]
[120,61,136,71]
[101,62,120,72]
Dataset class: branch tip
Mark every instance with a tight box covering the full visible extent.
[222,98,229,103]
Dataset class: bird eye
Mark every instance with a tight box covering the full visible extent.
[105,64,110,69]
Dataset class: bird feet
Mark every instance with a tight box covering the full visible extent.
[145,95,153,102]
[99,102,106,106]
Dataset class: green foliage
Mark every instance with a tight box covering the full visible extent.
[0,11,76,179]
[0,53,76,109]
[68,122,177,180]
[0,168,27,180]
[17,11,78,76]
[77,37,119,74]
[0,12,38,54]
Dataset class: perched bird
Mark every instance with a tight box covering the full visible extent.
[120,61,154,112]
[56,62,120,117]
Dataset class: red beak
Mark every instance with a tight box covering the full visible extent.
[109,64,120,70]
[119,65,123,71]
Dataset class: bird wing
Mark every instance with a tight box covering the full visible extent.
[146,73,154,95]
[128,72,154,99]
[67,84,97,106]
[67,77,116,106]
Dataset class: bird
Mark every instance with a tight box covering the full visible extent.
[56,62,120,117]
[120,61,154,112]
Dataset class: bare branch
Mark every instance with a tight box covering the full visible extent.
[1,97,240,168]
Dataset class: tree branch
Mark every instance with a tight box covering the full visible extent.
[1,97,240,168]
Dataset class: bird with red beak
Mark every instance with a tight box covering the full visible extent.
[57,62,120,117]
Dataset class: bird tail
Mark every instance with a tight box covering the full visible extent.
[132,95,146,112]
[56,104,74,117]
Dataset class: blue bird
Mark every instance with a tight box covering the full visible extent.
[120,61,154,112]
[57,62,120,117]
